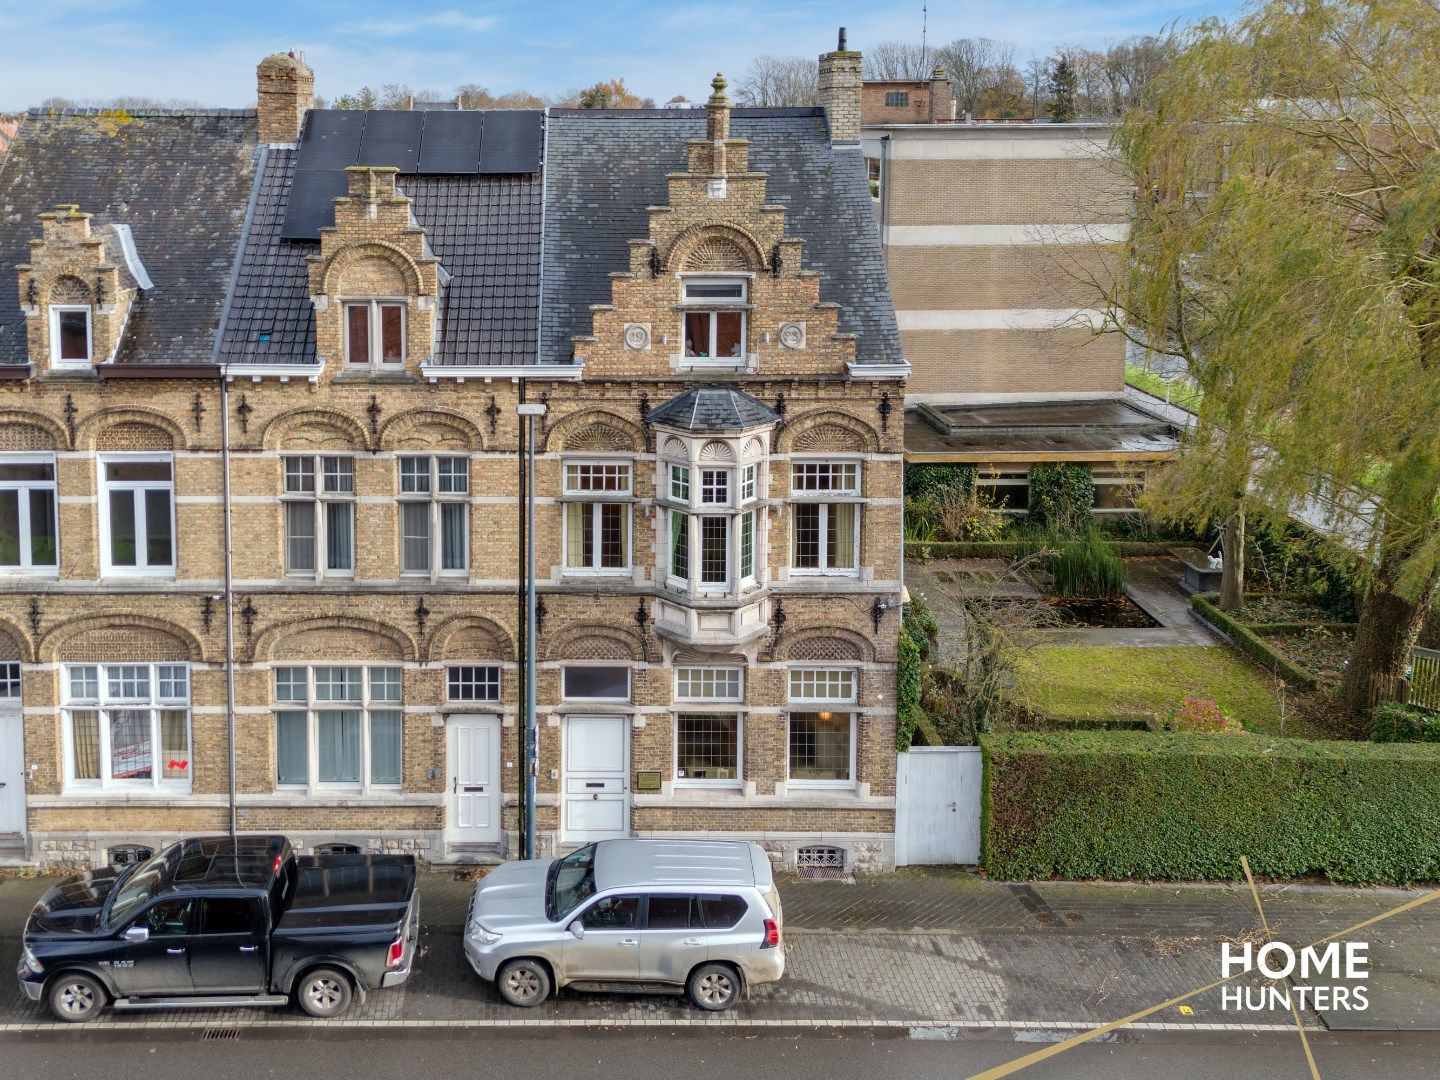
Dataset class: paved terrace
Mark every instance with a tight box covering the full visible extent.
[0,869,1433,1033]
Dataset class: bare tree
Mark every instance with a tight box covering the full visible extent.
[864,40,931,80]
[733,54,819,107]
[935,37,1018,117]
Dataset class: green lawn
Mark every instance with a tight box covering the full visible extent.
[1012,645,1315,736]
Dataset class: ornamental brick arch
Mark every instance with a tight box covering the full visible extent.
[74,406,187,452]
[318,241,424,299]
[663,222,767,273]
[0,616,34,664]
[543,622,644,662]
[260,406,370,452]
[780,626,874,663]
[425,614,515,663]
[542,409,645,454]
[40,613,204,664]
[378,408,485,453]
[777,410,879,455]
[254,615,417,663]
[0,409,69,451]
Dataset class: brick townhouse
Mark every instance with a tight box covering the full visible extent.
[0,45,908,871]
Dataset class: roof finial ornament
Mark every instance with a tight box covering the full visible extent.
[709,72,728,107]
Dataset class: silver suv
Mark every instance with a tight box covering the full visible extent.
[463,839,784,1011]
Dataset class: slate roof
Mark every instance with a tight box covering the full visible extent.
[0,109,259,365]
[541,108,903,366]
[218,145,543,366]
[647,386,780,432]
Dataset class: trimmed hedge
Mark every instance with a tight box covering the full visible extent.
[981,731,1440,884]
[1190,592,1318,690]
[907,539,1176,560]
[1372,701,1440,743]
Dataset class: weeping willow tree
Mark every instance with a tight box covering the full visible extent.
[1101,0,1440,717]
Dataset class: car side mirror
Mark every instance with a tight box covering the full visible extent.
[123,926,149,943]
[568,920,584,940]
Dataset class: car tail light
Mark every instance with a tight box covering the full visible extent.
[386,937,405,968]
[761,918,780,949]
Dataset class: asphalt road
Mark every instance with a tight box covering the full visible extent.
[2,1026,1436,1080]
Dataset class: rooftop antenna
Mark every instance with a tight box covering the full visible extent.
[921,4,929,73]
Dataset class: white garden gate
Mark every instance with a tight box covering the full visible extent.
[895,746,982,866]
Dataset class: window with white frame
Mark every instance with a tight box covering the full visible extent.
[674,667,743,702]
[664,451,764,594]
[63,663,191,790]
[681,278,746,360]
[561,665,630,701]
[99,455,174,574]
[669,465,691,502]
[49,305,92,367]
[700,469,729,505]
[787,667,858,786]
[0,662,19,700]
[283,455,354,576]
[399,455,468,575]
[447,665,501,702]
[563,462,631,573]
[274,665,402,790]
[790,461,860,573]
[344,300,405,367]
[675,713,740,783]
[0,456,57,571]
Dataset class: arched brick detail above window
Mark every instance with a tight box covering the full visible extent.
[426,615,515,663]
[41,615,203,664]
[663,222,767,273]
[778,411,879,454]
[260,407,369,452]
[782,627,873,663]
[48,275,92,305]
[0,411,66,451]
[378,408,484,452]
[543,410,645,454]
[543,623,643,662]
[75,408,187,452]
[94,421,175,452]
[255,616,416,663]
[683,236,750,272]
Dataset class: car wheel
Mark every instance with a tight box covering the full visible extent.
[497,959,551,1007]
[687,963,740,1012]
[296,967,354,1018]
[48,973,106,1023]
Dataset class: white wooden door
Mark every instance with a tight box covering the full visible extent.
[895,747,982,865]
[0,711,25,839]
[563,715,629,842]
[448,715,501,845]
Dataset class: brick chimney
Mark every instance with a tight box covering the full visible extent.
[257,51,314,143]
[817,27,863,143]
[928,66,955,122]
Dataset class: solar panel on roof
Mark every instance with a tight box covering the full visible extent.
[479,111,543,174]
[356,110,423,172]
[280,168,349,240]
[417,111,484,174]
[296,109,366,169]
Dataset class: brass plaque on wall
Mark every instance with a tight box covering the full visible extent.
[634,770,662,792]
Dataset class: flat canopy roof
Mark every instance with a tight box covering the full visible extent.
[905,399,1180,463]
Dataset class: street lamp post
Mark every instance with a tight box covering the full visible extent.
[516,400,547,860]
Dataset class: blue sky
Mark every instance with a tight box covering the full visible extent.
[0,0,1237,109]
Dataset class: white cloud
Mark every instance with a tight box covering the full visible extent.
[350,10,499,38]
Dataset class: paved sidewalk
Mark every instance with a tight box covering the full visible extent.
[2,869,1434,1033]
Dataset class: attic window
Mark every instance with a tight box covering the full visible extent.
[50,306,92,367]
[344,301,405,367]
[681,277,747,362]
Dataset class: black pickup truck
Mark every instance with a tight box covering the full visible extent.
[18,835,419,1023]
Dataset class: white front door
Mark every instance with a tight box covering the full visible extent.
[447,715,501,846]
[0,711,25,838]
[563,715,629,842]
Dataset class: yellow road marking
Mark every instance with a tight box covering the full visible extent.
[1242,855,1321,1080]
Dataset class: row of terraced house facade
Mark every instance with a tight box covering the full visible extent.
[0,43,911,870]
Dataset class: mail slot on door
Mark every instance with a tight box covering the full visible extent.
[464,785,487,793]
[566,777,622,794]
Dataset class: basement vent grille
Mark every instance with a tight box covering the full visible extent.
[314,843,363,856]
[796,846,846,879]
[202,1028,241,1041]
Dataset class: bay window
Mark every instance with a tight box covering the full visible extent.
[399,455,468,575]
[0,455,57,572]
[790,461,860,574]
[63,663,191,791]
[344,300,405,367]
[787,667,858,787]
[663,451,764,595]
[99,455,174,575]
[680,278,746,361]
[283,455,354,577]
[274,665,402,790]
[563,461,630,573]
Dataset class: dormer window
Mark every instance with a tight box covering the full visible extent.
[344,301,405,367]
[681,278,746,361]
[49,306,92,367]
